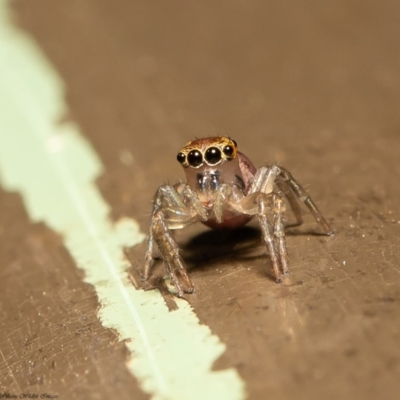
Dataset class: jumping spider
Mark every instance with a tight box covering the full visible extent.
[143,136,333,297]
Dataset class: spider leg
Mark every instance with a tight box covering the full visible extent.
[276,178,303,227]
[271,193,289,276]
[227,191,288,281]
[149,210,194,296]
[258,193,290,281]
[226,165,332,281]
[278,167,333,235]
[143,231,156,280]
[143,184,203,297]
[257,195,282,281]
[213,184,232,222]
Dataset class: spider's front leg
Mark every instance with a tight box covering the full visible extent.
[226,166,290,281]
[226,184,289,282]
[143,184,205,297]
[246,166,289,280]
[257,193,289,281]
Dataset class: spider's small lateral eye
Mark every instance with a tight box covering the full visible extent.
[177,152,186,164]
[187,150,203,167]
[205,147,222,165]
[223,145,234,158]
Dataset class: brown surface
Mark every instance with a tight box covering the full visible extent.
[0,190,148,399]
[2,0,400,399]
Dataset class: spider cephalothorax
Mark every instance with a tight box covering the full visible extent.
[143,136,333,297]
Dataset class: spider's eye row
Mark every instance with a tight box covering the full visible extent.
[205,147,222,165]
[223,145,234,158]
[177,152,186,164]
[187,150,203,167]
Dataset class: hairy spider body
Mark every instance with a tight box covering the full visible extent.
[144,136,333,297]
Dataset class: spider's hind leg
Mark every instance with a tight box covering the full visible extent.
[278,167,334,235]
[276,178,303,228]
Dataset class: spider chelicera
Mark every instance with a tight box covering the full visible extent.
[143,136,333,297]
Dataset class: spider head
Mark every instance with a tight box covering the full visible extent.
[176,136,238,169]
[176,137,245,193]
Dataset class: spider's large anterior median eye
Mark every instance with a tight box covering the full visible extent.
[205,147,222,165]
[177,152,186,164]
[187,150,203,167]
[223,145,234,158]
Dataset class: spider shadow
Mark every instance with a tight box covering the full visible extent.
[180,223,329,278]
[128,222,330,307]
[180,226,269,278]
